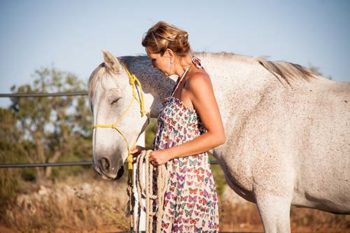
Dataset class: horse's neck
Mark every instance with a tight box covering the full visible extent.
[200,53,276,118]
[121,54,275,120]
[121,56,175,117]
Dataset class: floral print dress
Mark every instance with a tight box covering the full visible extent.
[153,95,219,232]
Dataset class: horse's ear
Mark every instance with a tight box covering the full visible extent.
[102,50,121,74]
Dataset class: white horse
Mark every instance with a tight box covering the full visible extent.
[88,50,350,233]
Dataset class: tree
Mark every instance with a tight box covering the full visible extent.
[9,67,92,182]
[0,108,26,217]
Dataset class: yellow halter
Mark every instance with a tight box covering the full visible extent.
[93,65,148,176]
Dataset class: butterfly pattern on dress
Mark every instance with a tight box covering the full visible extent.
[153,95,219,233]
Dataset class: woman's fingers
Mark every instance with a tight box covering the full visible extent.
[130,145,144,157]
[148,152,158,166]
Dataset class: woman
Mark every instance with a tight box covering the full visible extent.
[131,21,225,232]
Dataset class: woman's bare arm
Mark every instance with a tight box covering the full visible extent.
[149,72,225,165]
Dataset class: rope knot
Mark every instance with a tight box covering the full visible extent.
[129,75,136,85]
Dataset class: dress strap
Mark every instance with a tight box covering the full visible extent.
[171,66,191,97]
[170,56,204,97]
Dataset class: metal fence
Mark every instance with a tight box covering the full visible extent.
[0,91,91,168]
[0,91,219,168]
[0,91,88,98]
[0,161,93,168]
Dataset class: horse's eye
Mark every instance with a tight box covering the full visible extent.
[111,97,122,105]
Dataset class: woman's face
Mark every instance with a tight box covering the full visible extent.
[146,48,172,76]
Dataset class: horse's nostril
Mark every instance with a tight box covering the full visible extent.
[116,166,124,179]
[97,158,122,179]
[99,158,110,171]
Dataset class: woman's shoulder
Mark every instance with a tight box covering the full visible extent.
[182,70,214,108]
[186,70,212,96]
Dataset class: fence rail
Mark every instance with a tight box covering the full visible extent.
[0,91,88,98]
[0,91,90,168]
[0,91,219,168]
[0,161,93,168]
[0,160,218,168]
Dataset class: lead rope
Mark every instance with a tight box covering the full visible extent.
[135,150,168,233]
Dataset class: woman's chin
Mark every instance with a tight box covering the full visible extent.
[157,69,167,76]
[164,72,176,77]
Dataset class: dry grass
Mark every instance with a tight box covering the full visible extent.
[220,187,350,232]
[2,171,350,233]
[3,172,129,233]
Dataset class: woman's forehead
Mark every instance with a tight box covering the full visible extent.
[146,48,159,58]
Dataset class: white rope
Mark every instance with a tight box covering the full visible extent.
[134,150,167,233]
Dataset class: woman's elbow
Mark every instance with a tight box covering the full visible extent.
[217,134,226,146]
[213,133,226,146]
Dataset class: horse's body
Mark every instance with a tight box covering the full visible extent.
[89,51,350,233]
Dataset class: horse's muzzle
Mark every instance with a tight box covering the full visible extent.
[95,158,124,180]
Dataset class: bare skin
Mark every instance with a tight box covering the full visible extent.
[131,48,225,166]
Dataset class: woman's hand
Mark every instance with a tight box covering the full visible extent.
[149,150,172,166]
[130,145,145,157]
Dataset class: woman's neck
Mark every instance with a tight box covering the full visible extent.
[173,54,192,77]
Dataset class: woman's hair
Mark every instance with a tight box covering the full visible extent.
[142,21,191,56]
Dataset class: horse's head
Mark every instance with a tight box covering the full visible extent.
[88,50,149,180]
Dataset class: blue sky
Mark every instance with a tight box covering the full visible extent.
[0,0,349,106]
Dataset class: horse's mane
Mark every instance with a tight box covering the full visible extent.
[196,52,317,85]
[255,57,316,85]
[88,52,318,98]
